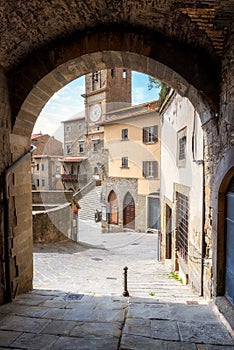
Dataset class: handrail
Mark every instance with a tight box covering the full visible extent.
[73,176,96,199]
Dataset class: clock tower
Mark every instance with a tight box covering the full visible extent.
[83,68,132,130]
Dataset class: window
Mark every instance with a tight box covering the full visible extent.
[66,125,71,132]
[66,143,72,154]
[92,139,100,151]
[142,161,158,178]
[36,164,39,171]
[111,68,115,78]
[121,157,129,168]
[122,69,127,79]
[176,192,189,262]
[143,125,158,143]
[177,128,187,167]
[79,141,85,153]
[36,179,39,187]
[94,166,98,175]
[93,71,99,82]
[41,163,44,171]
[42,179,45,187]
[79,124,83,130]
[122,128,128,141]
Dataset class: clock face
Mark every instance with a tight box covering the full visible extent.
[89,104,102,122]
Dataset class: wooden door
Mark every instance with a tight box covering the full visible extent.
[123,193,135,230]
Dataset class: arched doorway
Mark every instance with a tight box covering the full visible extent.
[108,190,118,225]
[225,175,234,306]
[123,192,135,230]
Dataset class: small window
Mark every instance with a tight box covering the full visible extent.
[177,128,187,167]
[41,179,45,187]
[36,164,39,171]
[111,68,115,78]
[121,157,129,168]
[93,71,99,82]
[41,163,45,171]
[92,139,100,151]
[122,69,127,79]
[94,166,98,175]
[79,141,85,153]
[66,143,72,154]
[143,125,158,143]
[66,125,71,133]
[36,179,39,187]
[122,129,128,141]
[79,124,83,130]
[142,161,158,178]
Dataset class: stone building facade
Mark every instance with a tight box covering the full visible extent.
[61,68,131,192]
[0,1,233,319]
[160,91,204,293]
[100,101,161,233]
[31,133,64,190]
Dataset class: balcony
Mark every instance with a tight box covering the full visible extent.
[61,174,78,182]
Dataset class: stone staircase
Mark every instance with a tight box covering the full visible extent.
[78,186,102,221]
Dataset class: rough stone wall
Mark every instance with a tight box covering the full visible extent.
[33,204,72,243]
[101,177,148,232]
[32,190,73,205]
[210,23,234,298]
[32,134,63,156]
[0,68,11,304]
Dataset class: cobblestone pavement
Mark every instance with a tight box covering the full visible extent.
[0,224,233,349]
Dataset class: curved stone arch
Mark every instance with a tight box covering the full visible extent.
[123,191,135,207]
[212,146,234,297]
[108,190,119,225]
[11,29,216,138]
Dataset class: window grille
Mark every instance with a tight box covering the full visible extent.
[176,192,189,262]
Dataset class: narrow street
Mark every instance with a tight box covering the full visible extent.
[0,226,233,349]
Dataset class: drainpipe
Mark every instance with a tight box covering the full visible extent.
[3,144,37,302]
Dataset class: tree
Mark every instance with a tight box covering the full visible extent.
[148,77,170,105]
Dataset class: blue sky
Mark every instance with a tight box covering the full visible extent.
[33,71,159,142]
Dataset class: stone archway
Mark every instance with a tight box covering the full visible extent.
[5,36,217,303]
[212,147,234,299]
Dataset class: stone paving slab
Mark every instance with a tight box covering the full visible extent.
[41,319,77,336]
[0,330,21,347]
[50,335,119,350]
[74,322,122,338]
[11,332,59,350]
[0,314,51,333]
[178,321,234,345]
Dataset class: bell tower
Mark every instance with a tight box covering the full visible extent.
[83,68,132,127]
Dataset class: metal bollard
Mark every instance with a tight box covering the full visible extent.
[122,266,130,297]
